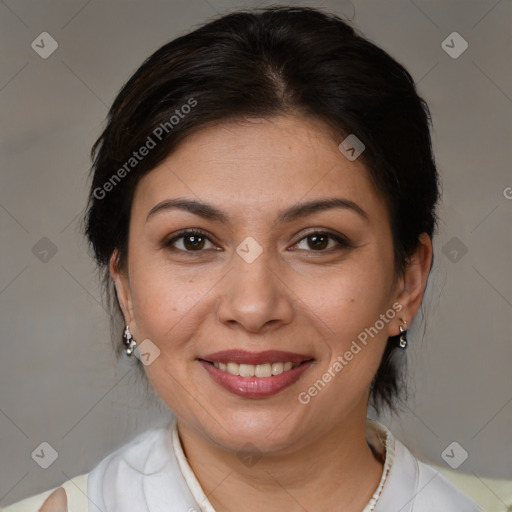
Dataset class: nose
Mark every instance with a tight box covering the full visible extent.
[216,249,295,333]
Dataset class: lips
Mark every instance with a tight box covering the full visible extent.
[198,350,315,398]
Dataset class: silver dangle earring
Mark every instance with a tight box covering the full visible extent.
[398,318,408,349]
[123,325,137,355]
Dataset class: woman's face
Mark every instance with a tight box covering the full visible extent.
[112,115,425,454]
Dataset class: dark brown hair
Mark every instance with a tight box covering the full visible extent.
[84,6,439,414]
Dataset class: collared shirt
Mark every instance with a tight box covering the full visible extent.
[3,417,484,512]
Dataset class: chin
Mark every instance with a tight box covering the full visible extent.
[202,408,306,454]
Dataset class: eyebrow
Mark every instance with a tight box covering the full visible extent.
[146,197,368,224]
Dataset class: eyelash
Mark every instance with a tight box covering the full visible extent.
[163,229,353,254]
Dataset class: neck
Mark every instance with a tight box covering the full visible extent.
[176,409,384,512]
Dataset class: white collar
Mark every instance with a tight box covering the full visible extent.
[90,416,479,512]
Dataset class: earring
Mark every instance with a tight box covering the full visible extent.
[123,325,137,355]
[398,318,408,349]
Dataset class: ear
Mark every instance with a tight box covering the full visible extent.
[109,250,134,325]
[391,233,433,335]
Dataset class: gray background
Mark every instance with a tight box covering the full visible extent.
[1,0,511,507]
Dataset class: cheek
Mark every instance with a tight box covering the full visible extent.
[127,252,220,352]
[297,256,394,338]
[295,255,395,388]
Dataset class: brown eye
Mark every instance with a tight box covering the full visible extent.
[183,234,206,250]
[165,230,216,252]
[306,233,329,250]
[294,231,351,252]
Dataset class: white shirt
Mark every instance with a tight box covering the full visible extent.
[3,417,484,512]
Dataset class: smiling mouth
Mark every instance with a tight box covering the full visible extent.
[200,359,313,378]
[197,349,315,398]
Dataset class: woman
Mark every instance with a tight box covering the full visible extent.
[3,6,483,512]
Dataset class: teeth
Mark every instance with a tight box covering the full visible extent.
[255,363,272,377]
[227,362,239,375]
[212,361,299,377]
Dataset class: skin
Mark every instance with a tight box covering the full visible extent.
[42,115,432,511]
[39,487,66,512]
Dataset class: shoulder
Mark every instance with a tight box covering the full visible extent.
[415,457,485,511]
[2,426,171,512]
[394,438,484,511]
[87,420,207,511]
[88,423,173,480]
[2,473,87,512]
[367,419,484,512]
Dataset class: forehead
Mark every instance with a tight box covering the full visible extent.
[131,115,387,224]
